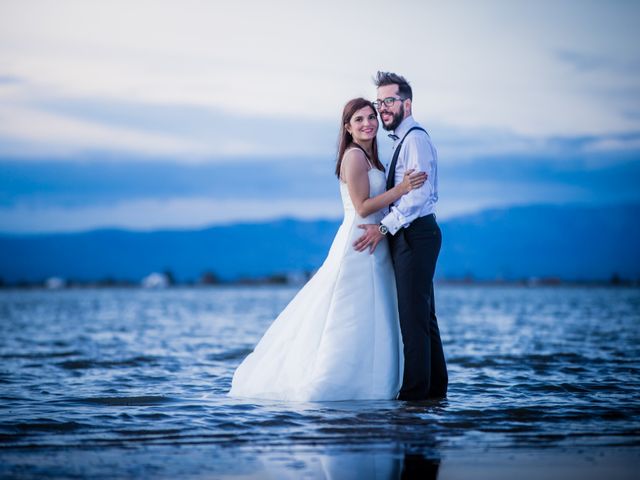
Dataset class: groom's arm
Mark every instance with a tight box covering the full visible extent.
[380,133,436,235]
[354,131,436,252]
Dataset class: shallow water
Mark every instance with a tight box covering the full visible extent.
[1,286,639,478]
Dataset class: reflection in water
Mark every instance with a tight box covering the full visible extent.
[401,453,440,480]
[320,452,402,480]
[254,447,440,480]
[321,450,440,480]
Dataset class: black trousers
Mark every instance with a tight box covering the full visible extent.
[389,214,448,400]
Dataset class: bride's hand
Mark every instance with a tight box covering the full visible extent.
[400,169,427,194]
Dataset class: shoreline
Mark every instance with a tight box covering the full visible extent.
[2,279,639,290]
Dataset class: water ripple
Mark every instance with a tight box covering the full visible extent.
[0,286,638,462]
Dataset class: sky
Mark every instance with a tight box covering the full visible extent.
[0,0,639,232]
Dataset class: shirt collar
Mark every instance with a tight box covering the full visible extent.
[392,115,417,141]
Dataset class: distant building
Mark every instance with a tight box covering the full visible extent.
[286,270,312,286]
[199,271,220,285]
[141,272,170,289]
[45,277,66,289]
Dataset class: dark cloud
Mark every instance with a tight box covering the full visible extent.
[0,74,23,85]
[10,95,337,158]
[1,142,639,213]
[555,49,640,74]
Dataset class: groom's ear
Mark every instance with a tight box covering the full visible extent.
[404,98,412,115]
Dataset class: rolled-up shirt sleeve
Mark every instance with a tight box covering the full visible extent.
[381,133,436,235]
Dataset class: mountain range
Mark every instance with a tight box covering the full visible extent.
[1,203,638,284]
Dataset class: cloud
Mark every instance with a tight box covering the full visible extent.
[0,92,341,159]
[1,149,639,233]
[1,0,639,148]
[555,50,612,73]
[582,133,640,154]
[0,158,339,207]
[1,1,639,232]
[3,87,640,163]
[0,74,23,85]
[0,104,208,157]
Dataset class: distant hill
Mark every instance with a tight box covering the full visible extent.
[0,204,638,283]
[439,203,639,280]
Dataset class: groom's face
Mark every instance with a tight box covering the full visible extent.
[376,84,405,132]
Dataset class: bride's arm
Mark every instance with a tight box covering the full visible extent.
[342,150,425,218]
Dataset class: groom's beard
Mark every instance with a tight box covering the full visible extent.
[382,104,405,131]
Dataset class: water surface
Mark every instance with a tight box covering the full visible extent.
[1,286,639,478]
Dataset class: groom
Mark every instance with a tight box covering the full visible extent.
[354,71,447,401]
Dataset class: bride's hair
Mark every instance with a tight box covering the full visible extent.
[335,98,384,178]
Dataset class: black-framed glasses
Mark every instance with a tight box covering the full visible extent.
[373,96,405,109]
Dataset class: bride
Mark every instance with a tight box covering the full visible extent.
[228,98,426,401]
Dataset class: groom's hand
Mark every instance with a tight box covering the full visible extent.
[353,224,384,254]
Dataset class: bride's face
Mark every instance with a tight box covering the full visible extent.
[347,106,378,143]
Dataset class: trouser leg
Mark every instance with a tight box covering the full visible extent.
[391,215,446,400]
[392,231,430,399]
[427,282,448,398]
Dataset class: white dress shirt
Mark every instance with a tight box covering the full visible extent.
[380,116,438,235]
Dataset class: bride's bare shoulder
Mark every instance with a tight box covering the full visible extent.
[342,148,369,170]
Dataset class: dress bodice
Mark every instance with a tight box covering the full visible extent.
[339,168,387,223]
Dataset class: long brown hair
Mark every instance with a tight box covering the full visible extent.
[335,97,384,178]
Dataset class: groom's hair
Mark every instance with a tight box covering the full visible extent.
[374,71,413,100]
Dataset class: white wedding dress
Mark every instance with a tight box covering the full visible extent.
[229,162,403,401]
